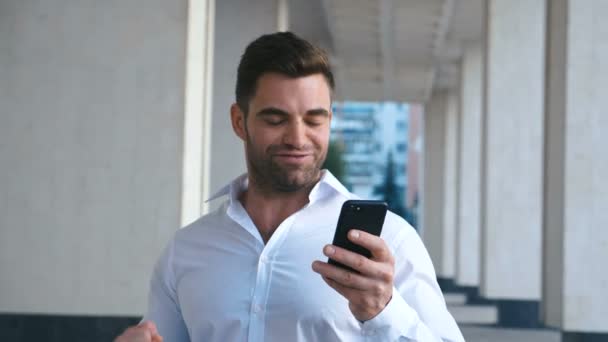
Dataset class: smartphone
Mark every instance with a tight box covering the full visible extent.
[328,200,388,271]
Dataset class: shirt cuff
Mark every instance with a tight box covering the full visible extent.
[359,287,418,340]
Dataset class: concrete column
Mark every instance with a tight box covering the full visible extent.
[209,0,281,209]
[277,0,289,32]
[442,92,460,279]
[181,0,215,224]
[455,43,483,288]
[421,90,448,277]
[481,0,546,326]
[0,0,192,316]
[544,0,608,339]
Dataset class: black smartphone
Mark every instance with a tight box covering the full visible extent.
[328,200,388,271]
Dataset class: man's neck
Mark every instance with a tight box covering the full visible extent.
[239,179,317,244]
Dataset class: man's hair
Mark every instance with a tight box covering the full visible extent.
[235,31,335,114]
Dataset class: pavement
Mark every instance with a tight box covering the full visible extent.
[461,325,560,342]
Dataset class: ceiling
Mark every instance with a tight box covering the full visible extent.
[289,0,483,103]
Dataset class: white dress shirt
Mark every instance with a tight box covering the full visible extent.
[143,170,464,341]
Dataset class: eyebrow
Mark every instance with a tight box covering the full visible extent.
[256,107,289,118]
[306,108,330,117]
[255,107,330,118]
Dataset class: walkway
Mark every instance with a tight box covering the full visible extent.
[447,293,561,341]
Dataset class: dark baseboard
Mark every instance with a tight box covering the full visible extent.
[494,299,541,328]
[0,313,141,342]
[562,332,608,342]
[437,277,461,293]
[2,310,603,340]
[465,289,495,306]
[436,277,495,305]
[437,277,544,328]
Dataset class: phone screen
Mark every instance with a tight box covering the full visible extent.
[328,200,388,271]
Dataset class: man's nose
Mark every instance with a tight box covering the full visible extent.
[283,121,307,148]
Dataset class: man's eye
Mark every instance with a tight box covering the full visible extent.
[266,120,285,126]
[306,120,323,127]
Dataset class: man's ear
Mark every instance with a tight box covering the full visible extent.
[230,103,247,141]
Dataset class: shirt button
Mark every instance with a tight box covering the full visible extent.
[260,256,268,263]
[254,304,262,313]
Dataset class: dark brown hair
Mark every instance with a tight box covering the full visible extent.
[235,31,335,114]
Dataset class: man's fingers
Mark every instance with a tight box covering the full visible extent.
[140,321,163,342]
[315,231,396,323]
[114,326,152,342]
[347,230,393,263]
[139,321,159,335]
[114,321,162,342]
[322,245,388,279]
[312,261,373,290]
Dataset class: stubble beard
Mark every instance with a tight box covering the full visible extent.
[245,135,326,193]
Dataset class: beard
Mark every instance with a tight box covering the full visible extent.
[245,134,326,193]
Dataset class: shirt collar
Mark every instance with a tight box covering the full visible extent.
[205,169,351,204]
[309,169,351,202]
[205,173,248,204]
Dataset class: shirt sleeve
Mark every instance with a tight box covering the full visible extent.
[360,219,465,342]
[142,237,191,342]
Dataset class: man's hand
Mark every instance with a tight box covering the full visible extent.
[114,321,163,342]
[312,229,395,322]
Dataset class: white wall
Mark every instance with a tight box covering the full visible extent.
[0,1,187,315]
[208,0,279,207]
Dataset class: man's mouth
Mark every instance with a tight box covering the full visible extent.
[273,153,312,163]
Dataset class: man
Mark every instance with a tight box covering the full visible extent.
[116,32,463,342]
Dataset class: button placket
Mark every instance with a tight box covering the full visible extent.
[247,209,299,341]
[248,251,271,341]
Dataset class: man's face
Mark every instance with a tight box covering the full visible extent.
[231,72,332,192]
